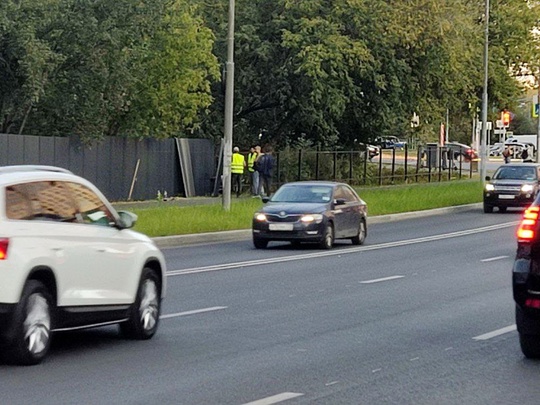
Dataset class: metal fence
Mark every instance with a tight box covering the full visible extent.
[0,134,476,200]
[273,144,475,188]
[0,134,215,201]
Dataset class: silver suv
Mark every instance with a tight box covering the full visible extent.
[0,166,167,365]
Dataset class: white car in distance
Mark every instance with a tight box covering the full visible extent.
[0,166,166,365]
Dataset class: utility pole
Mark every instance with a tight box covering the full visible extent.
[222,0,235,211]
[480,0,490,182]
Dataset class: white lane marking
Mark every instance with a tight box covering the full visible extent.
[360,275,404,284]
[243,392,304,405]
[481,255,509,262]
[473,324,517,341]
[160,306,227,319]
[167,222,519,276]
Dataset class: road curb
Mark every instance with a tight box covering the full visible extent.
[152,203,482,248]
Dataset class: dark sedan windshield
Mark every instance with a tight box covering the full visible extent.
[271,185,333,203]
[493,166,537,181]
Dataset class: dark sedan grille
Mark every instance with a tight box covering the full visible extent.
[266,214,301,223]
[494,185,522,192]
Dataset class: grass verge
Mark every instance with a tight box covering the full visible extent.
[130,180,483,237]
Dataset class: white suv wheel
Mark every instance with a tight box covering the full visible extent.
[139,279,159,331]
[24,293,51,355]
[120,268,161,340]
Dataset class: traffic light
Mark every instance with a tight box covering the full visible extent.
[502,110,511,127]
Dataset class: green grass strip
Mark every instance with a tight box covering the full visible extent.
[130,180,484,237]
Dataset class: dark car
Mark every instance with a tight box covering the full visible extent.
[483,163,540,213]
[358,143,380,160]
[373,136,406,149]
[445,142,478,161]
[252,181,367,249]
[513,203,540,357]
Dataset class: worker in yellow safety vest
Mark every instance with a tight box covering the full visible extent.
[231,146,246,197]
[247,146,260,196]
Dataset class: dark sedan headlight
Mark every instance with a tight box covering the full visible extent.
[254,213,267,221]
[522,184,534,193]
[485,184,494,192]
[300,214,323,224]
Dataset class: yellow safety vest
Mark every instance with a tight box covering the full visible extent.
[231,153,245,174]
[247,152,258,172]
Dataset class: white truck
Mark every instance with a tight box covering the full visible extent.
[506,135,538,149]
[505,135,537,160]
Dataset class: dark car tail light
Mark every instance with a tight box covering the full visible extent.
[0,238,9,259]
[525,298,540,309]
[517,206,540,242]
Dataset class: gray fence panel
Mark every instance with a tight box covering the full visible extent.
[39,137,56,165]
[157,140,172,196]
[122,138,139,201]
[108,137,127,201]
[96,138,113,196]
[6,135,26,165]
[24,136,40,163]
[0,136,8,164]
[53,137,70,170]
[0,134,214,200]
[68,137,84,177]
[188,139,214,196]
[82,143,99,186]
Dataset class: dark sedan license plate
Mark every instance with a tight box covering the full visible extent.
[498,195,515,200]
[269,223,294,231]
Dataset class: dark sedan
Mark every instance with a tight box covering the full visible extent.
[483,163,540,213]
[445,141,478,161]
[252,181,367,249]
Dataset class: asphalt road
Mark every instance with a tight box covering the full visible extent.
[2,207,539,404]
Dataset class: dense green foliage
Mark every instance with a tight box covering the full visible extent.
[1,0,538,146]
[129,180,483,237]
[0,0,219,140]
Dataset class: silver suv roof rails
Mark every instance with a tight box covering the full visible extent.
[0,165,73,174]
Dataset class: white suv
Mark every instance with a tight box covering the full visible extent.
[0,166,167,365]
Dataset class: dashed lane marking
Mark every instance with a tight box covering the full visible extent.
[473,324,517,341]
[481,255,509,262]
[167,222,518,276]
[160,306,227,320]
[242,392,304,405]
[359,275,404,284]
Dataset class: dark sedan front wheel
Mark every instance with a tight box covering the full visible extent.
[253,236,268,249]
[319,223,334,249]
[483,202,493,213]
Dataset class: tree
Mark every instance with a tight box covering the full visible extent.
[1,0,219,141]
[0,0,64,134]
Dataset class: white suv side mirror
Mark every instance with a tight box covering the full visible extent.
[117,211,138,229]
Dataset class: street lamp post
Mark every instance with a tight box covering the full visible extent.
[480,0,490,182]
[223,0,235,211]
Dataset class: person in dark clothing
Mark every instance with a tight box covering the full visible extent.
[256,145,275,197]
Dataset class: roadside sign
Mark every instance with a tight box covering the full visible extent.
[534,94,539,118]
